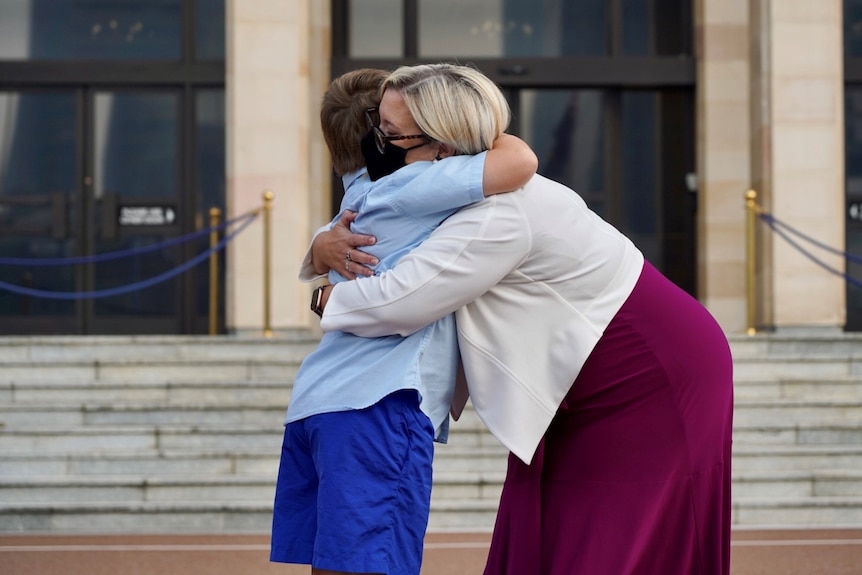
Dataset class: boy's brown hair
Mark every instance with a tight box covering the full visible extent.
[320,68,388,176]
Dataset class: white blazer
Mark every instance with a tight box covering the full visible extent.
[311,174,644,464]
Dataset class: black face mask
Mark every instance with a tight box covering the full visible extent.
[361,130,428,181]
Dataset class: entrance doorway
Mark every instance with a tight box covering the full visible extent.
[331,0,697,295]
[0,87,224,335]
[0,0,225,335]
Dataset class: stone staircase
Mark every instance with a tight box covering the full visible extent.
[0,332,861,533]
[729,332,862,527]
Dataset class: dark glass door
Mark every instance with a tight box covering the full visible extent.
[844,87,862,331]
[507,87,695,292]
[0,90,79,333]
[0,0,226,335]
[0,87,224,334]
[87,89,183,333]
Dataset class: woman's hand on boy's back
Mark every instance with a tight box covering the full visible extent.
[311,210,378,279]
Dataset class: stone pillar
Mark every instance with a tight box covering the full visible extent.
[695,0,751,334]
[225,0,331,335]
[750,0,845,330]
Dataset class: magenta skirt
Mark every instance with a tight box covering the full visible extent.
[483,261,734,575]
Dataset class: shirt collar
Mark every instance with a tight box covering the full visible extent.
[342,167,368,190]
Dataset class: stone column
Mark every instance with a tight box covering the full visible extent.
[750,0,845,331]
[225,0,331,335]
[695,0,752,333]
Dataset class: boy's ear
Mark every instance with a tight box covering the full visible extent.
[435,142,456,159]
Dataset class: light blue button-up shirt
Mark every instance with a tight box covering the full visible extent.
[286,154,487,442]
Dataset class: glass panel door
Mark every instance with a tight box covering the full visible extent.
[0,88,194,334]
[514,87,695,293]
[87,90,182,333]
[0,90,79,334]
[844,87,862,330]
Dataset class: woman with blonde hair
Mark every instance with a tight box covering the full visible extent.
[310,63,734,575]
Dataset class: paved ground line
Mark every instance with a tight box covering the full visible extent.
[0,544,271,553]
[731,539,862,547]
[3,538,862,554]
[0,542,492,553]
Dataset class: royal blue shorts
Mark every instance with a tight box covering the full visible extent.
[270,389,435,575]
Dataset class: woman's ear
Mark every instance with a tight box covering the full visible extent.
[435,142,456,160]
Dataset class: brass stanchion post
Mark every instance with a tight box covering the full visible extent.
[745,189,758,336]
[263,190,274,338]
[208,207,221,336]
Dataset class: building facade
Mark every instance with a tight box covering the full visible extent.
[0,0,855,337]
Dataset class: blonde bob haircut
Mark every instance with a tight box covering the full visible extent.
[382,63,510,155]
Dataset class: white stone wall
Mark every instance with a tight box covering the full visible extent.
[696,0,752,334]
[225,0,331,336]
[764,0,845,329]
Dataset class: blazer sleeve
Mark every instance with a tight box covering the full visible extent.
[321,194,530,337]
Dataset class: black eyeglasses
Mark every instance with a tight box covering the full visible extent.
[365,107,428,154]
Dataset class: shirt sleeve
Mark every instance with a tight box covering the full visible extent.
[297,223,331,282]
[321,194,531,337]
[390,153,487,223]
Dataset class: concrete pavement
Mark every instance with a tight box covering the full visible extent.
[2,529,862,574]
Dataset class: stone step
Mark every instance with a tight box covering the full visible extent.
[5,394,860,429]
[0,334,318,364]
[732,444,862,471]
[0,449,281,477]
[0,470,862,513]
[0,421,498,451]
[732,357,862,381]
[4,411,859,451]
[2,415,859,459]
[8,468,861,507]
[732,422,862,445]
[732,496,862,527]
[0,498,499,533]
[0,447,510,478]
[0,361,302,386]
[0,426,284,453]
[0,475,278,504]
[0,443,510,476]
[0,404,288,428]
[0,500,276,533]
[6,373,859,404]
[0,473,509,505]
[4,441,860,481]
[727,332,862,357]
[0,380,295,405]
[732,470,862,498]
[732,398,862,426]
[4,485,862,534]
[733,378,862,400]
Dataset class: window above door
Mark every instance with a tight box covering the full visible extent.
[333,0,694,88]
[0,0,224,62]
[340,0,692,60]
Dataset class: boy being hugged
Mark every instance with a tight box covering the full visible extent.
[270,65,537,575]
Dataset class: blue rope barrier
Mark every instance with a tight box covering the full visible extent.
[0,210,256,267]
[758,212,862,290]
[0,212,258,300]
[761,213,862,266]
